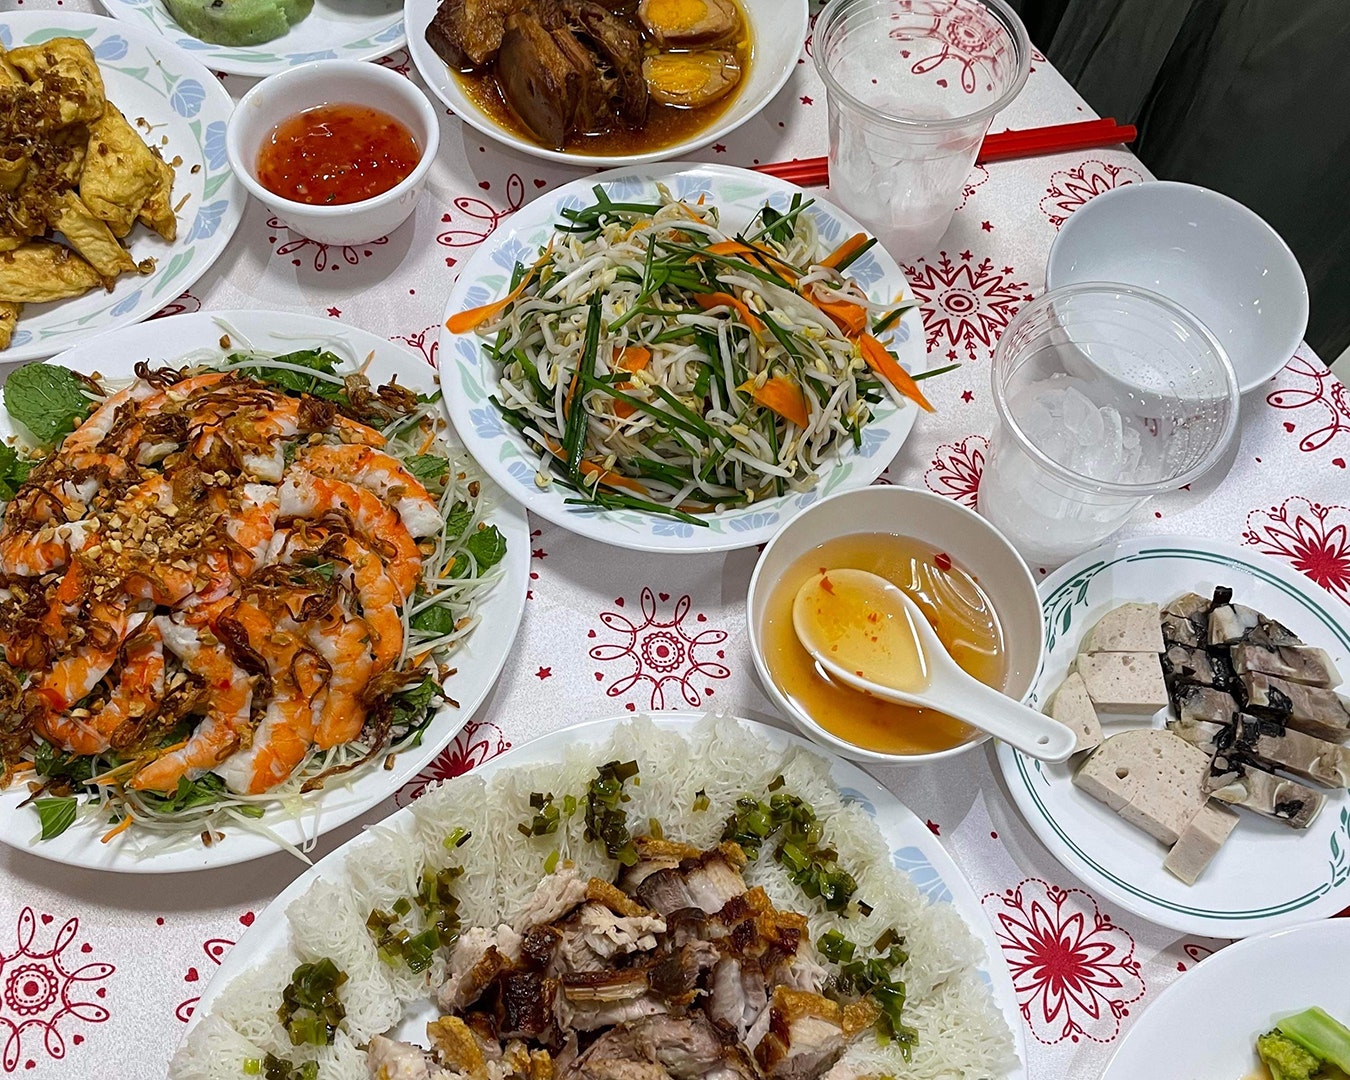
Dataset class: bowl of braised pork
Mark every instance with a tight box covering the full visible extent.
[405,0,808,165]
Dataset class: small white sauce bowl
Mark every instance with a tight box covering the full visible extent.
[1046,181,1308,394]
[226,59,439,247]
[747,486,1045,766]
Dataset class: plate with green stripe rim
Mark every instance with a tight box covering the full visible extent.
[995,534,1350,938]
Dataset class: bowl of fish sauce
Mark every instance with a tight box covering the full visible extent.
[747,486,1045,764]
[226,59,440,246]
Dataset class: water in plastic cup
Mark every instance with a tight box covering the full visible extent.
[977,284,1241,566]
[813,0,1031,255]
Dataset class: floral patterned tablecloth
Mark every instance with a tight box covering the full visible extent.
[3,3,1348,1078]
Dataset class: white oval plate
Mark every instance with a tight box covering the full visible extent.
[1101,920,1350,1079]
[406,0,807,167]
[185,713,1028,1078]
[97,0,404,78]
[0,13,245,362]
[439,163,926,553]
[996,534,1350,937]
[0,311,529,873]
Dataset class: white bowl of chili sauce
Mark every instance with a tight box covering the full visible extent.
[226,59,440,246]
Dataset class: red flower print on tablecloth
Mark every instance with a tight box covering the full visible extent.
[437,175,526,253]
[1039,159,1143,230]
[888,2,1006,94]
[957,165,988,210]
[0,908,114,1072]
[1267,353,1350,456]
[375,48,412,77]
[590,589,730,710]
[983,879,1144,1046]
[174,938,234,1024]
[924,434,987,508]
[1174,941,1218,973]
[151,290,201,320]
[392,326,440,369]
[1243,497,1350,605]
[394,718,512,807]
[267,216,390,273]
[903,251,1030,360]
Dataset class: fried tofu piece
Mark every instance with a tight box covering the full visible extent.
[50,192,138,279]
[0,303,20,349]
[0,242,103,303]
[0,151,27,194]
[79,104,160,238]
[0,50,26,87]
[7,38,106,126]
[136,151,177,242]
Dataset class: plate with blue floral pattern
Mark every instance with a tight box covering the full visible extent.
[438,163,927,553]
[0,13,244,362]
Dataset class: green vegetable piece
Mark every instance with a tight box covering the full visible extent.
[0,444,31,501]
[583,760,641,864]
[3,363,93,446]
[230,349,344,399]
[410,604,456,636]
[1258,1030,1323,1080]
[1278,1007,1350,1072]
[387,676,441,732]
[406,453,450,490]
[692,788,710,813]
[243,1059,261,1076]
[277,958,347,1047]
[34,796,77,840]
[464,524,507,570]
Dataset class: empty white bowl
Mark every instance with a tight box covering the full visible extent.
[746,486,1045,766]
[1046,181,1308,394]
[404,0,808,167]
[226,59,439,246]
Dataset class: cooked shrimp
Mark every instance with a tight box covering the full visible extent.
[225,484,279,573]
[292,444,443,538]
[307,605,374,750]
[59,380,159,454]
[211,599,326,795]
[0,518,95,577]
[278,472,422,599]
[33,605,141,750]
[38,624,165,756]
[128,613,253,793]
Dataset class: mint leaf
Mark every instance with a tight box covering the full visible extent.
[465,524,507,570]
[34,796,77,840]
[3,363,93,446]
[229,349,344,400]
[0,444,31,501]
[406,454,449,486]
[388,675,442,734]
[444,501,474,540]
[410,605,456,636]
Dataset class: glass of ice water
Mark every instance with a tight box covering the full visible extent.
[813,0,1031,255]
[978,284,1241,565]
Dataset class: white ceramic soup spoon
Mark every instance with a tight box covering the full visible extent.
[792,568,1076,762]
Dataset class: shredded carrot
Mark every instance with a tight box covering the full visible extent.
[811,295,869,337]
[859,334,934,412]
[446,243,553,334]
[697,193,706,205]
[615,346,651,372]
[676,202,704,223]
[563,370,580,419]
[101,816,133,844]
[416,425,437,455]
[702,240,797,283]
[695,291,764,334]
[820,232,870,271]
[738,376,811,429]
[541,437,649,494]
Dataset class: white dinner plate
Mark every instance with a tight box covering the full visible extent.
[185,713,1029,1079]
[97,0,405,78]
[405,0,807,167]
[1101,919,1350,1079]
[0,13,245,362]
[439,162,927,553]
[0,311,529,873]
[996,534,1350,938]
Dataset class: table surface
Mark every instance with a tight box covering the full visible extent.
[3,4,1348,1078]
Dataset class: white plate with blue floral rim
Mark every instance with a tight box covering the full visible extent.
[184,713,1029,1078]
[96,0,404,77]
[438,163,927,554]
[0,311,529,872]
[0,13,244,363]
[996,534,1350,938]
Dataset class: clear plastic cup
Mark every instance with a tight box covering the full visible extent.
[813,0,1031,254]
[978,283,1241,565]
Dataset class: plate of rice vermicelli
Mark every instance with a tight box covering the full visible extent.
[172,714,1027,1080]
[439,164,940,553]
[0,310,529,872]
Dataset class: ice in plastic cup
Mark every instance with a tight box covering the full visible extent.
[813,0,1031,255]
[977,284,1241,566]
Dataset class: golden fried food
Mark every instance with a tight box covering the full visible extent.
[79,103,164,239]
[0,242,102,303]
[0,38,175,348]
[7,39,106,126]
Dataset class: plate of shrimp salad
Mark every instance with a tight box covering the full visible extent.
[440,164,937,553]
[0,311,529,873]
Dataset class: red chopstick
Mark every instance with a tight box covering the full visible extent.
[754,118,1137,187]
